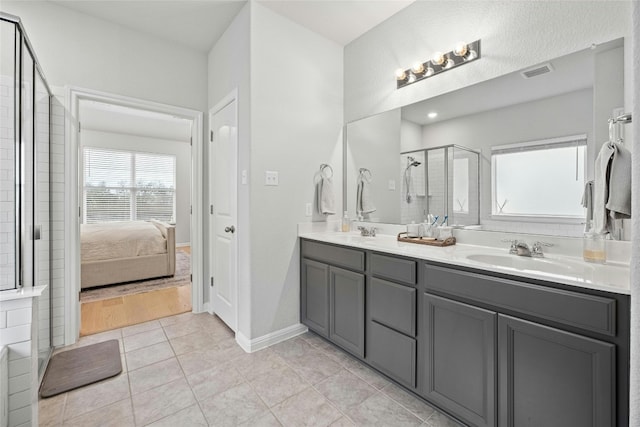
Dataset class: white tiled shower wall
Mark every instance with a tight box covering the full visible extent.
[0,296,39,427]
[0,75,16,291]
[50,89,65,348]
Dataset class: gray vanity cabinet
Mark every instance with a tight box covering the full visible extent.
[422,293,496,427]
[301,258,330,337]
[301,240,629,426]
[498,314,614,427]
[367,254,418,389]
[301,240,366,357]
[329,266,365,357]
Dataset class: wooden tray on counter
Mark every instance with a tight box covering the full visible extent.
[397,232,456,247]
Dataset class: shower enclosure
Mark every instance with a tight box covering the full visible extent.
[401,145,480,227]
[1,13,53,376]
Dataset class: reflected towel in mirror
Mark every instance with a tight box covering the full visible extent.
[356,176,376,215]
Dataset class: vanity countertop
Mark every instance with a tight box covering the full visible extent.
[299,232,630,295]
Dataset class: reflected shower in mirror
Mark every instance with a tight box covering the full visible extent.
[400,146,479,226]
[345,38,626,238]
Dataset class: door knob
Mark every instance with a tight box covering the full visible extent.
[224,225,235,233]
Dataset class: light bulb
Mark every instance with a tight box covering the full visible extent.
[431,52,445,66]
[425,66,435,77]
[466,49,478,61]
[411,62,425,74]
[408,73,417,83]
[395,68,407,81]
[444,57,455,69]
[454,42,468,57]
[428,112,438,119]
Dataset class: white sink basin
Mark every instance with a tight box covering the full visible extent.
[465,254,591,276]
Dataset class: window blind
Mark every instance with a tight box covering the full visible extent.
[83,147,176,224]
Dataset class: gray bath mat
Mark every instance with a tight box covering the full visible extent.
[40,339,122,398]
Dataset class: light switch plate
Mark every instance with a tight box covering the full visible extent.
[388,180,396,190]
[241,170,247,185]
[305,203,312,216]
[265,171,279,186]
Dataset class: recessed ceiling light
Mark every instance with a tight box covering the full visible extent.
[428,112,438,119]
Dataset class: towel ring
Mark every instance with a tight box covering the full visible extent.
[320,164,333,179]
[359,168,372,182]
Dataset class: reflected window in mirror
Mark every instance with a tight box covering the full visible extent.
[491,135,587,219]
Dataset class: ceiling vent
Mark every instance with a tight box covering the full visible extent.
[521,63,554,79]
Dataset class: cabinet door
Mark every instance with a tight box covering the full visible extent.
[329,266,365,357]
[368,321,416,388]
[423,293,496,427]
[301,259,330,337]
[498,314,614,427]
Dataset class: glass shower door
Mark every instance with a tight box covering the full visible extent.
[35,70,51,373]
[21,40,34,290]
[0,20,17,290]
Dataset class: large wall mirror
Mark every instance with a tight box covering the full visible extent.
[345,38,627,238]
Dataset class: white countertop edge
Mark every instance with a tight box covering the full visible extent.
[0,285,48,302]
[299,232,630,295]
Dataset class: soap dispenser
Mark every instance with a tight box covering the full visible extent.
[341,211,351,232]
[583,221,606,264]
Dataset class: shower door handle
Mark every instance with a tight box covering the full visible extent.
[224,226,235,234]
[33,225,41,240]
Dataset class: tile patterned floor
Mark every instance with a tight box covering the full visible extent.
[39,312,465,427]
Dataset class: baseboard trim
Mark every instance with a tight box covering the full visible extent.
[236,323,308,353]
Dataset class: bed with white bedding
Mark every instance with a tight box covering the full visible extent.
[80,220,176,289]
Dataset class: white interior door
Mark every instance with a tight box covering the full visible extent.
[209,97,238,331]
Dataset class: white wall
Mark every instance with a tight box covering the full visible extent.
[345,1,632,123]
[1,1,208,112]
[81,130,192,244]
[248,2,343,339]
[207,4,251,333]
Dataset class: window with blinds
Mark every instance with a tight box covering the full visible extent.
[491,134,587,218]
[83,147,176,224]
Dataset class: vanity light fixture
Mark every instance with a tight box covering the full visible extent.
[396,40,481,89]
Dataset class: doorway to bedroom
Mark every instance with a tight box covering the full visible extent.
[71,92,202,336]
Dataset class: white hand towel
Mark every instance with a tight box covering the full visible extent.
[317,177,335,215]
[357,177,376,214]
[606,142,632,219]
[581,180,594,225]
[593,142,615,234]
[593,141,632,234]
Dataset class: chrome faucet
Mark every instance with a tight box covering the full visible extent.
[515,242,531,257]
[357,226,376,237]
[502,239,520,255]
[503,239,553,257]
[531,241,553,258]
[502,239,530,256]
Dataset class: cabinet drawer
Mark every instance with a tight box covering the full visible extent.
[370,277,416,337]
[425,264,616,336]
[371,253,416,285]
[302,240,365,272]
[367,321,416,388]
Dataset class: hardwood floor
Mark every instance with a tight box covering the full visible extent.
[80,284,192,336]
[80,245,193,336]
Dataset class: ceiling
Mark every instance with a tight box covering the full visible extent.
[257,1,415,46]
[50,0,415,52]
